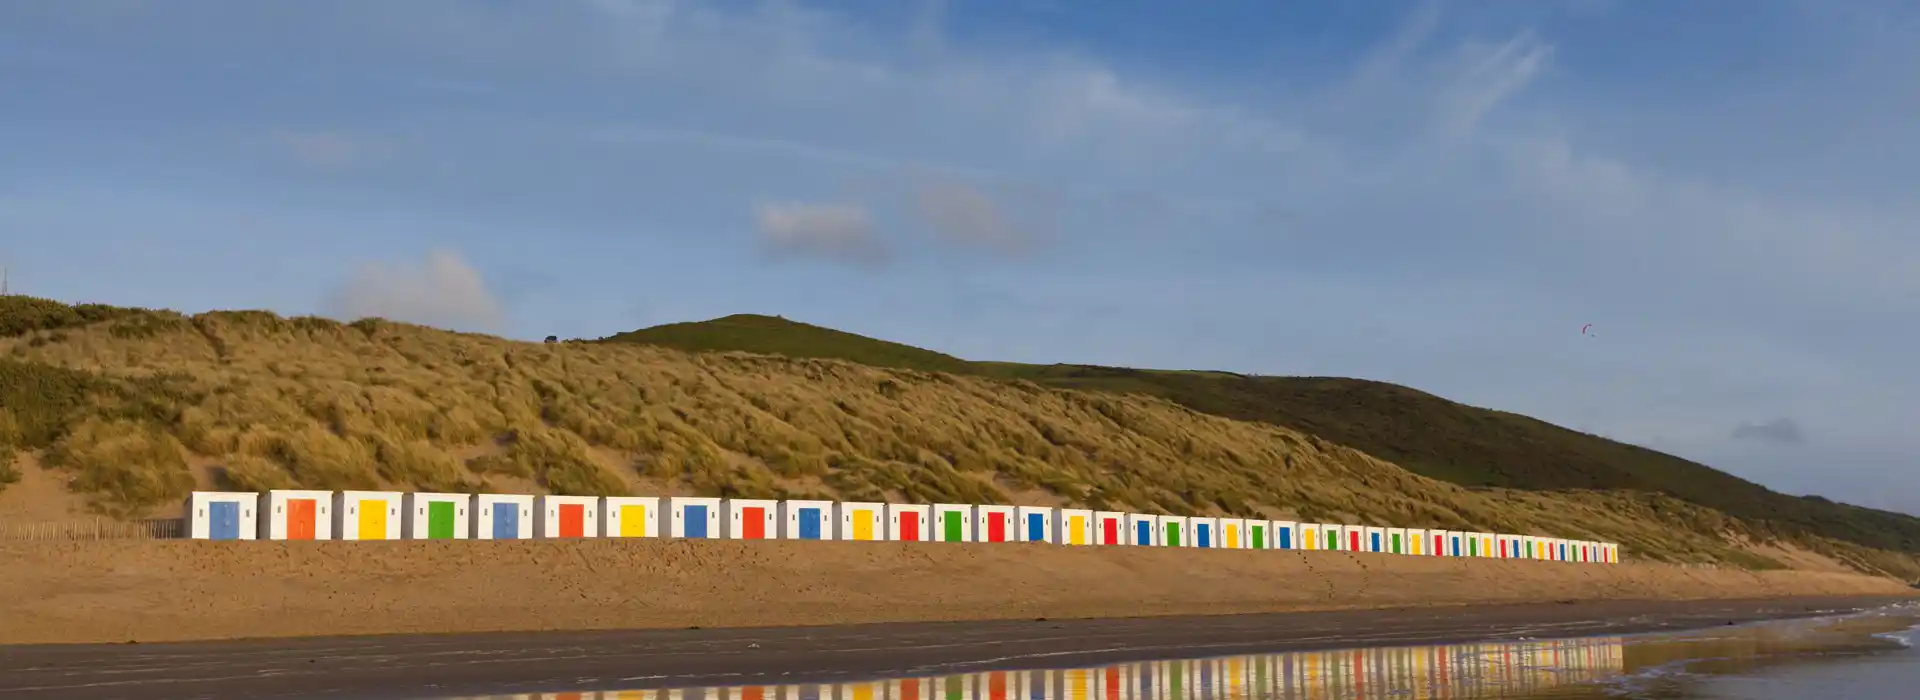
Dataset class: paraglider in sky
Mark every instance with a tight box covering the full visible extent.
[1581,323,1595,337]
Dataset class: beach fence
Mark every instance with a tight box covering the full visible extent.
[1,517,186,541]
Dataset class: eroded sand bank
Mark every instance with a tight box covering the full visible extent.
[2,538,1912,645]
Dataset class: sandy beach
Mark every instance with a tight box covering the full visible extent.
[2,537,1911,645]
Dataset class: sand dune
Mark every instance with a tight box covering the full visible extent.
[2,537,1910,645]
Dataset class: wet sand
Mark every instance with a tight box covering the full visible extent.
[2,538,1912,647]
[1,596,1912,700]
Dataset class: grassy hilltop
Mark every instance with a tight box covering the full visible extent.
[3,296,1918,579]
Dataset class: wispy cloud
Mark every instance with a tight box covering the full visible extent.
[262,128,390,172]
[1732,418,1807,445]
[911,179,1046,257]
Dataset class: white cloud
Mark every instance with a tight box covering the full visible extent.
[321,249,506,331]
[912,179,1042,256]
[753,200,887,266]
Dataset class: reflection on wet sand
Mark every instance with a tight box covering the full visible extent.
[450,635,1625,700]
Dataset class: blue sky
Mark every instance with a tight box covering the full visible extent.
[3,0,1917,514]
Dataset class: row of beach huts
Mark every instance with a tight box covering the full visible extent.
[187,490,1621,563]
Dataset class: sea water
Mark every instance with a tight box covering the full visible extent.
[436,604,1920,700]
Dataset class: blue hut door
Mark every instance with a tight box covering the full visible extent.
[684,505,709,538]
[1279,527,1292,549]
[1197,523,1212,547]
[1026,513,1045,541]
[492,505,519,539]
[209,501,239,540]
[798,508,822,539]
[1372,532,1382,551]
[1135,519,1151,545]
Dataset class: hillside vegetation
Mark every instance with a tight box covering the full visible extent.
[1,296,1916,579]
[608,314,1920,557]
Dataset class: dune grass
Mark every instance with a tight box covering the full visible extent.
[2,296,1916,578]
[606,315,1920,558]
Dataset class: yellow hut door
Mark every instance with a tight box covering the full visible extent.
[358,499,387,540]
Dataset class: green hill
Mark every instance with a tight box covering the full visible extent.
[600,314,977,374]
[602,314,1920,556]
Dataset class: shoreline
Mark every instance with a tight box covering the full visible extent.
[2,596,1913,700]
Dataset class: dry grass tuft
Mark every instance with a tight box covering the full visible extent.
[42,418,194,517]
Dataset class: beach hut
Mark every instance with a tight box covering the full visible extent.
[931,503,974,542]
[188,491,259,540]
[261,489,335,540]
[1363,526,1386,553]
[534,495,600,539]
[1093,511,1126,545]
[1057,508,1094,546]
[403,492,469,540]
[1157,515,1190,547]
[665,496,722,539]
[1348,525,1368,552]
[887,503,931,541]
[473,493,534,540]
[334,490,403,541]
[1322,523,1346,551]
[1608,542,1621,563]
[1559,539,1574,562]
[1447,531,1465,557]
[1017,506,1055,543]
[779,499,835,540]
[840,680,887,700]
[723,499,779,540]
[975,504,1016,543]
[1387,528,1409,554]
[1479,532,1498,558]
[1125,512,1157,545]
[1247,520,1271,550]
[888,679,934,700]
[1273,521,1298,550]
[836,501,885,541]
[1189,517,1218,548]
[600,496,659,538]
[1404,528,1424,555]
[1298,522,1318,550]
[1217,518,1247,549]
[1319,523,1343,551]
